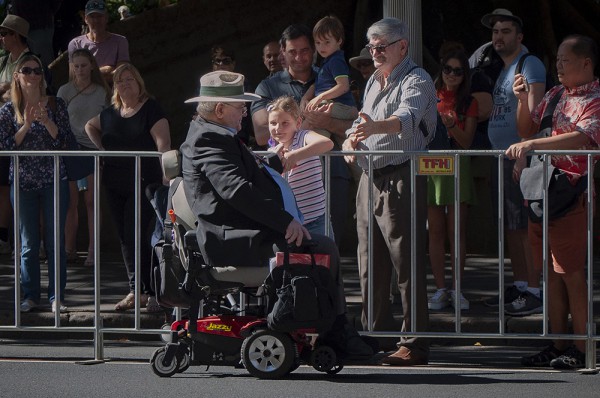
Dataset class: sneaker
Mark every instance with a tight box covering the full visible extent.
[51,301,68,313]
[20,299,37,312]
[449,290,470,310]
[550,346,585,370]
[0,238,11,255]
[504,291,543,316]
[484,285,522,307]
[522,344,564,367]
[428,289,450,310]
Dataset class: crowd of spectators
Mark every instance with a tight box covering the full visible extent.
[0,1,598,370]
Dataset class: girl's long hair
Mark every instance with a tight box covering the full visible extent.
[69,48,111,103]
[11,54,46,125]
[434,50,472,115]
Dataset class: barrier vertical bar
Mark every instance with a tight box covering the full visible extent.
[323,153,332,238]
[93,153,104,361]
[53,155,61,325]
[410,154,417,333]
[453,152,462,331]
[13,155,21,327]
[541,154,549,337]
[134,156,141,329]
[497,155,506,333]
[583,154,597,373]
[367,155,374,332]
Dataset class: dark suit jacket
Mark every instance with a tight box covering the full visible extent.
[180,117,293,267]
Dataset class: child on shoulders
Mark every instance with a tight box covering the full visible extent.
[301,15,358,140]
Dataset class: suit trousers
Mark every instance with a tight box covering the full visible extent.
[356,163,429,352]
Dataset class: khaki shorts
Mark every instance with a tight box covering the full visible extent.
[528,194,588,274]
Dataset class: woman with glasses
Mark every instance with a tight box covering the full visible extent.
[57,48,110,267]
[85,63,170,312]
[0,54,75,313]
[427,49,478,312]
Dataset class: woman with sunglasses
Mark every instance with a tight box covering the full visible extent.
[57,48,110,267]
[0,54,75,313]
[85,63,170,312]
[427,49,478,312]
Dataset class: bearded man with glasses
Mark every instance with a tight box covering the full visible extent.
[342,17,437,366]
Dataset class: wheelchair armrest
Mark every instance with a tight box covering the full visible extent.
[184,230,200,252]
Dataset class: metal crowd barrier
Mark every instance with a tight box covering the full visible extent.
[0,148,597,372]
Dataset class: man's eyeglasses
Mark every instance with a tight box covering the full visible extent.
[222,102,247,116]
[365,39,401,54]
[442,65,465,76]
[213,57,233,66]
[19,67,43,76]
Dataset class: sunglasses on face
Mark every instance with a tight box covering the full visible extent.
[442,65,464,76]
[213,57,233,66]
[365,39,401,54]
[19,67,43,76]
[0,31,14,37]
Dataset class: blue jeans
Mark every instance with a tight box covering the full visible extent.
[11,181,69,303]
[304,213,334,241]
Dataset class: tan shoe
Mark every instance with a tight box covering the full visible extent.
[381,346,428,366]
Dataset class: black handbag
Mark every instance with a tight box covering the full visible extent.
[519,87,587,223]
[520,157,587,223]
[264,250,337,333]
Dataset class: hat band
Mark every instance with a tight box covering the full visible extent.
[199,86,244,97]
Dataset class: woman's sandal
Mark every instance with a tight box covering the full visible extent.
[115,293,150,311]
[84,254,94,267]
[114,293,135,311]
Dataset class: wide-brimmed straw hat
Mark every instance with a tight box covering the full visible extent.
[185,71,260,103]
[349,48,373,70]
[481,8,523,29]
[0,15,29,39]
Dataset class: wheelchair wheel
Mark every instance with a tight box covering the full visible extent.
[177,352,190,373]
[326,364,344,375]
[241,330,296,379]
[310,345,337,373]
[160,323,172,343]
[150,347,177,377]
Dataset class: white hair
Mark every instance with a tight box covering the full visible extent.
[196,102,218,117]
[366,18,409,44]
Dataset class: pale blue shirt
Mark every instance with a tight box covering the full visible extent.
[488,49,546,150]
[264,164,304,224]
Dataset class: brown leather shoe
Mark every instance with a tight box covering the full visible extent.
[381,346,428,366]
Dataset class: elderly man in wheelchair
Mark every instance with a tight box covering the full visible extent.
[150,71,375,379]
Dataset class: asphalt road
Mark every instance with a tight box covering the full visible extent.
[1,340,598,398]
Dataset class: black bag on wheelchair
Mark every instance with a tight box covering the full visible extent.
[263,250,337,333]
[152,239,189,308]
